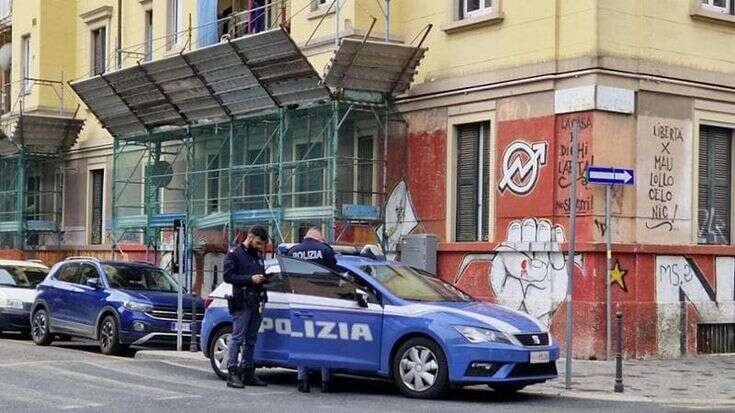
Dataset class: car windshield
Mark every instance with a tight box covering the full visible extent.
[0,265,48,289]
[359,264,474,302]
[104,264,178,292]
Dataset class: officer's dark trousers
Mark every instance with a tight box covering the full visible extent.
[227,307,263,368]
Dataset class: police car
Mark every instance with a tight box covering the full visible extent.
[200,249,559,399]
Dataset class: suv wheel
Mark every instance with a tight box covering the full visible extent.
[392,337,448,399]
[31,308,53,346]
[210,326,232,380]
[99,315,122,355]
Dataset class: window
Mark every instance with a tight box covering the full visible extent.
[701,0,732,13]
[0,265,48,289]
[55,172,64,226]
[461,0,493,19]
[698,125,732,245]
[242,148,271,210]
[89,169,105,245]
[55,264,80,284]
[144,10,153,61]
[91,27,107,75]
[282,257,369,301]
[356,135,374,205]
[168,0,183,48]
[360,264,474,302]
[206,154,221,214]
[20,34,30,94]
[104,263,178,292]
[77,264,100,286]
[455,122,490,242]
[294,142,324,207]
[26,175,41,221]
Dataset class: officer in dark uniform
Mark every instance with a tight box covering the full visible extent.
[286,227,338,393]
[223,225,270,389]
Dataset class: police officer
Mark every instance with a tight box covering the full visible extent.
[286,227,337,393]
[223,225,270,389]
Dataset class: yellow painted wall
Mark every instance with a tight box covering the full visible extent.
[11,0,40,111]
[599,0,735,75]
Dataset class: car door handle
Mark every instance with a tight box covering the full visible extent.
[293,310,313,319]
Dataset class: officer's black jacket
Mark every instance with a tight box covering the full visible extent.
[223,244,266,307]
[287,238,337,270]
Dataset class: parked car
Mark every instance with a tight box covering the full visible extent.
[200,252,559,399]
[0,259,50,336]
[31,257,204,355]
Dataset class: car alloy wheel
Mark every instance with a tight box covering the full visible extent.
[399,345,439,392]
[212,332,231,374]
[31,310,52,345]
[98,316,122,355]
[100,320,114,350]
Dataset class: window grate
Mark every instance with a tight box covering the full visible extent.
[697,323,735,354]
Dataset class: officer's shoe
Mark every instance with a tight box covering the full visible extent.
[227,367,245,389]
[320,381,335,393]
[243,368,268,387]
[297,379,311,393]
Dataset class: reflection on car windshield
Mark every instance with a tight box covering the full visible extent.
[0,266,48,289]
[104,264,178,292]
[359,265,474,302]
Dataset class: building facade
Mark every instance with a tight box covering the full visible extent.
[0,0,733,358]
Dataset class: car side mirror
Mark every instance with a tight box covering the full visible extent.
[355,288,369,308]
[86,278,101,289]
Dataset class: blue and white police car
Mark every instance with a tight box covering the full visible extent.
[200,250,559,399]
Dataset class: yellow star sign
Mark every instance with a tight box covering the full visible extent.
[610,261,628,292]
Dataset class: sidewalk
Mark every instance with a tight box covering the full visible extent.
[135,350,735,407]
[534,355,735,407]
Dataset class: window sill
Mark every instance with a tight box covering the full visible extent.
[690,4,735,26]
[441,10,504,34]
[307,6,335,21]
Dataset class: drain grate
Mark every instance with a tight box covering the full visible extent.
[697,323,735,354]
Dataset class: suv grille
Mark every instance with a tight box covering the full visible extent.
[145,306,204,322]
[515,332,550,346]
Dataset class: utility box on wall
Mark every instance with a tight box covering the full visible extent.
[399,234,437,275]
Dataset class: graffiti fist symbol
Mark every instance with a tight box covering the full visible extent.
[490,218,573,327]
[498,141,548,195]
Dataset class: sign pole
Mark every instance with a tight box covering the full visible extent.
[564,124,579,390]
[605,184,612,359]
[176,221,184,352]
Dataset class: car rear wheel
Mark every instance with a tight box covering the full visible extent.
[99,316,122,355]
[392,337,448,399]
[31,309,53,346]
[210,326,232,380]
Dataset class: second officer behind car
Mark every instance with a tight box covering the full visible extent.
[286,227,337,393]
[223,225,270,389]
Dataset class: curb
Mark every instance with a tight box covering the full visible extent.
[134,350,209,365]
[535,388,735,407]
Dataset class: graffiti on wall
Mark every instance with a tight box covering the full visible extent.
[655,256,735,357]
[378,180,418,257]
[498,141,548,195]
[637,118,692,243]
[555,114,594,214]
[455,218,583,327]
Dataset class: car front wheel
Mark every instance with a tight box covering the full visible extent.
[99,316,122,355]
[392,337,449,399]
[210,326,232,380]
[31,308,53,346]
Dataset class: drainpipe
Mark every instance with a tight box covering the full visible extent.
[116,0,122,69]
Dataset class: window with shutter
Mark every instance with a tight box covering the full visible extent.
[90,169,105,245]
[698,125,732,245]
[455,122,490,242]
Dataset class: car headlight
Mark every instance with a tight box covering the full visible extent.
[0,298,24,310]
[123,301,153,312]
[454,326,516,345]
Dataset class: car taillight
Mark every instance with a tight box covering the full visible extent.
[204,295,214,310]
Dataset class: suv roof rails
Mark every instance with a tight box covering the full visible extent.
[64,256,101,262]
[27,259,46,264]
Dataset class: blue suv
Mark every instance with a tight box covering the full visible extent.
[31,257,204,355]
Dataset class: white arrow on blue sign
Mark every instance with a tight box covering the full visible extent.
[586,166,635,186]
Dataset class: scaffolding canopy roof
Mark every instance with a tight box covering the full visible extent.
[323,38,427,95]
[70,28,331,138]
[0,114,85,155]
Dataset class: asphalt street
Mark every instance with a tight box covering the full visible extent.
[0,333,729,413]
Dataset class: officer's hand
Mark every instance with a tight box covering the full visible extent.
[251,274,266,285]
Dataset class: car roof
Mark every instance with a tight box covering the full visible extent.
[335,255,398,267]
[0,259,49,269]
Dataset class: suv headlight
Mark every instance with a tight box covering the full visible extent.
[123,301,153,313]
[0,298,24,310]
[454,326,516,345]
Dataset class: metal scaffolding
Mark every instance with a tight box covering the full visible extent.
[72,27,425,256]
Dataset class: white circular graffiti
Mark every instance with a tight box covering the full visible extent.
[498,141,548,195]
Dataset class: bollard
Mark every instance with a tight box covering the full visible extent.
[614,311,624,393]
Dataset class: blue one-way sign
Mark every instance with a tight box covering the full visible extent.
[587,166,635,186]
